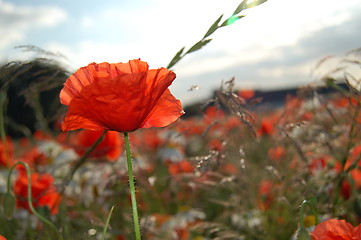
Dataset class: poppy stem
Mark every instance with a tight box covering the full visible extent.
[123,132,142,240]
[299,200,307,228]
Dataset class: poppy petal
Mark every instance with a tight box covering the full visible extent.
[61,60,182,132]
[354,224,361,238]
[141,89,184,128]
[312,219,354,239]
[60,60,149,105]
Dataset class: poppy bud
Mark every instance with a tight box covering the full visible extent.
[2,191,16,219]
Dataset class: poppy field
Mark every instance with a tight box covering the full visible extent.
[1,1,361,239]
[0,53,361,240]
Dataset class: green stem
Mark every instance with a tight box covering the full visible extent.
[123,132,141,240]
[7,161,63,240]
[101,206,115,240]
[299,200,307,228]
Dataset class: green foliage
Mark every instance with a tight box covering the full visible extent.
[166,0,268,69]
[222,15,245,27]
[167,47,185,69]
[186,39,213,54]
[203,14,224,38]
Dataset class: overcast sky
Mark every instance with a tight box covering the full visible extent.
[1,0,361,104]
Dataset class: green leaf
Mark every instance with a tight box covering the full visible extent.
[101,206,115,240]
[246,0,268,9]
[233,0,248,14]
[233,0,268,14]
[186,39,212,54]
[221,15,245,27]
[167,47,185,69]
[203,14,223,38]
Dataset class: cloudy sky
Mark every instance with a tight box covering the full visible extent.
[1,0,361,104]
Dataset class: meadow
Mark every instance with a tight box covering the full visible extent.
[1,1,361,239]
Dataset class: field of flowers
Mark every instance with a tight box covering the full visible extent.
[0,52,361,240]
[1,1,361,239]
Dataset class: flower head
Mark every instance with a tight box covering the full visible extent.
[0,137,13,168]
[311,219,361,239]
[71,130,122,161]
[60,59,184,132]
[13,172,61,215]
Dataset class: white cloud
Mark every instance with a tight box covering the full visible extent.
[0,1,67,51]
[2,0,360,105]
[80,16,94,28]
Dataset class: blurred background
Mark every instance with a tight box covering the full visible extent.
[1,0,361,105]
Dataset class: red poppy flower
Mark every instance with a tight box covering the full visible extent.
[309,156,329,175]
[13,172,61,215]
[168,160,194,176]
[257,180,274,210]
[60,59,184,132]
[203,106,224,124]
[258,119,274,136]
[208,139,223,151]
[238,89,255,100]
[0,137,13,168]
[72,130,122,161]
[0,235,7,240]
[344,144,361,188]
[21,147,48,167]
[311,219,361,239]
[268,146,286,162]
[135,129,164,151]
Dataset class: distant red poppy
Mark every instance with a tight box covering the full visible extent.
[168,160,194,176]
[341,180,351,200]
[33,130,51,141]
[238,89,255,100]
[72,130,122,161]
[258,180,274,210]
[60,59,184,132]
[225,116,241,130]
[13,172,61,215]
[0,137,13,168]
[343,144,361,189]
[258,119,275,136]
[311,219,361,239]
[137,129,164,151]
[221,163,239,175]
[268,146,286,162]
[0,235,7,240]
[309,156,329,175]
[208,139,224,151]
[332,97,349,108]
[21,147,48,167]
[302,111,314,121]
[176,118,204,136]
[203,106,224,124]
